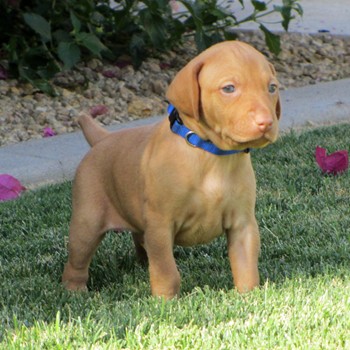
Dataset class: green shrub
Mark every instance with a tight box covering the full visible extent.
[0,0,302,94]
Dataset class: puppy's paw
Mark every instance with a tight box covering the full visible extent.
[62,280,88,292]
[62,262,89,291]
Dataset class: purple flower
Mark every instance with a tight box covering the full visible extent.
[315,146,349,175]
[102,70,118,78]
[43,127,56,137]
[160,62,171,70]
[0,174,26,201]
[90,105,109,118]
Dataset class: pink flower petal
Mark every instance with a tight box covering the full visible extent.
[43,127,56,137]
[102,70,117,78]
[315,146,349,175]
[89,105,109,118]
[0,174,26,201]
[160,62,171,70]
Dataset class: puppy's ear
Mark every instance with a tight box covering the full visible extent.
[166,61,204,120]
[269,63,282,120]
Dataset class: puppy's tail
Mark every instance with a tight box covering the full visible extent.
[78,112,110,147]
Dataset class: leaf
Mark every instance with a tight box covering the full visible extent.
[23,13,51,42]
[139,9,168,49]
[0,174,26,201]
[30,79,57,96]
[57,42,81,69]
[70,11,81,33]
[251,0,267,11]
[18,64,57,96]
[292,2,304,16]
[75,32,108,56]
[53,29,71,43]
[259,24,281,55]
[179,0,203,28]
[194,30,213,52]
[36,60,61,80]
[224,30,238,41]
[212,7,237,21]
[275,1,303,31]
[129,33,146,68]
[210,7,231,21]
[273,4,292,31]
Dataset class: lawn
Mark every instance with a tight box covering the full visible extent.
[0,124,349,349]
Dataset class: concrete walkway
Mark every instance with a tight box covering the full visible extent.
[1,78,350,188]
[1,0,350,188]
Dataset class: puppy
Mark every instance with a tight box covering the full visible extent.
[62,41,281,299]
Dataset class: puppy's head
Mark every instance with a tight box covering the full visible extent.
[166,41,281,151]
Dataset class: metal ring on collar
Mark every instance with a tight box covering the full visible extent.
[185,131,197,147]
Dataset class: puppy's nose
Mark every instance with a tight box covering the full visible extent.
[255,114,273,133]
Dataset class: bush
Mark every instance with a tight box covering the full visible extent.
[0,0,302,94]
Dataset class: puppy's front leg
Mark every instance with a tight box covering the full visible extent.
[226,219,260,293]
[144,224,180,299]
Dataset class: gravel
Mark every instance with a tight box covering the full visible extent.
[1,31,350,147]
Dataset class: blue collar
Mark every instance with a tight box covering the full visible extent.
[168,104,249,156]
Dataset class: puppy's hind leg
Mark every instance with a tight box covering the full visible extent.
[62,213,106,291]
[132,232,148,265]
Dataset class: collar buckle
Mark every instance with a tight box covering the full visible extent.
[185,131,197,148]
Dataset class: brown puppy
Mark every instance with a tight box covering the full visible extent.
[62,41,281,299]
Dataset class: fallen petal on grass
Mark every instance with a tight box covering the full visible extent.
[315,146,349,175]
[0,174,26,201]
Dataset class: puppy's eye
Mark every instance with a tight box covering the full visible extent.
[269,83,278,94]
[222,84,235,93]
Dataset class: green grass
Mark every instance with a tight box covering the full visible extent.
[1,124,350,349]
